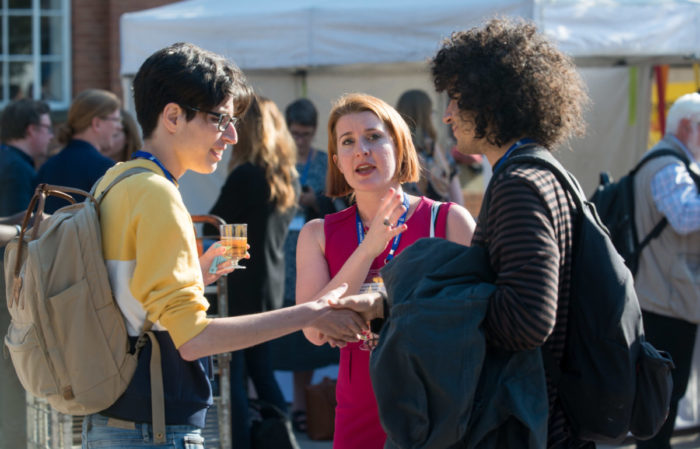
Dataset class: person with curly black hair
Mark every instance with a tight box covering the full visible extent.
[432,18,591,448]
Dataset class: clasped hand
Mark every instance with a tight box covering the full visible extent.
[310,285,386,347]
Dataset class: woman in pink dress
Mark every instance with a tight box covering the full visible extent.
[296,93,476,449]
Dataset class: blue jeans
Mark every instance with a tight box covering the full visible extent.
[82,414,204,448]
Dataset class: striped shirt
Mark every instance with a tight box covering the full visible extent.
[473,159,576,448]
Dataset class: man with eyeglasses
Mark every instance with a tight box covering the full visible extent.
[36,88,121,212]
[80,42,367,448]
[0,98,53,216]
[0,97,52,449]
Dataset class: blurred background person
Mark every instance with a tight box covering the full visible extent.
[296,93,475,448]
[635,92,700,449]
[102,109,142,162]
[396,89,463,206]
[270,98,342,434]
[0,98,52,216]
[207,95,299,449]
[36,88,121,213]
[0,97,52,449]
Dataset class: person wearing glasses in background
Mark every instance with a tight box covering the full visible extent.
[36,88,121,213]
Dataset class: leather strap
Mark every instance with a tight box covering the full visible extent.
[145,331,166,444]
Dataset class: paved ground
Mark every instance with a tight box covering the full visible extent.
[294,430,700,449]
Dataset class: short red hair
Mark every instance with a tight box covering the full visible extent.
[326,93,419,197]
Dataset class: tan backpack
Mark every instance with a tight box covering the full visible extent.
[4,168,167,443]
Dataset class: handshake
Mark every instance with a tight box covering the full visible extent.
[308,284,388,348]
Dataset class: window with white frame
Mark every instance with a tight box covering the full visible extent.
[1,0,70,109]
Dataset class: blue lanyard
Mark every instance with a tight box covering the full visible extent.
[492,138,536,173]
[355,192,410,263]
[131,150,176,185]
[300,149,314,186]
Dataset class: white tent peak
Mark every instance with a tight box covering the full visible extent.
[120,0,533,74]
[121,0,699,75]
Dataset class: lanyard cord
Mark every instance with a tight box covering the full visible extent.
[492,138,537,173]
[355,192,410,263]
[131,150,176,185]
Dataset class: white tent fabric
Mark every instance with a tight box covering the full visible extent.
[121,0,700,74]
[120,0,534,73]
[538,0,700,65]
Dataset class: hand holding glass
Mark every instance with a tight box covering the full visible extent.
[220,223,247,269]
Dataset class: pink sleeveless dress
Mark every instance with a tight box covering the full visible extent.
[324,196,452,449]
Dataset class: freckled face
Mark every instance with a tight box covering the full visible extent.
[332,111,398,193]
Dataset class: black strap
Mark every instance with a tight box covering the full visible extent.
[629,148,699,249]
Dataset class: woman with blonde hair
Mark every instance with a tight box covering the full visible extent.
[296,93,475,448]
[208,95,299,449]
[36,88,121,212]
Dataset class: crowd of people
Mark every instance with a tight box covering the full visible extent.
[0,16,698,449]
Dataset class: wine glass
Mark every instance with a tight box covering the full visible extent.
[219,223,247,269]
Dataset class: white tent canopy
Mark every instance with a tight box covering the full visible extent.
[121,0,699,74]
[121,0,534,73]
[119,0,700,209]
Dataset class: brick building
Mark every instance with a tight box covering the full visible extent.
[0,0,177,113]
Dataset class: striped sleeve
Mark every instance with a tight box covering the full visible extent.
[480,173,561,351]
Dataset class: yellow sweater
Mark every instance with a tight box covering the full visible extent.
[94,159,211,348]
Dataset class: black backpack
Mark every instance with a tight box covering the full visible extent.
[590,149,698,275]
[488,147,674,443]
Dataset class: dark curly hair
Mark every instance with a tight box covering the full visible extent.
[431,18,589,149]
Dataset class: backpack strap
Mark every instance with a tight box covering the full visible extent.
[94,168,166,443]
[93,166,152,206]
[429,201,442,238]
[481,146,587,238]
[146,331,166,444]
[629,148,699,255]
[483,146,586,383]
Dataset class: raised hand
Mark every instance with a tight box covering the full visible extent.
[359,188,408,259]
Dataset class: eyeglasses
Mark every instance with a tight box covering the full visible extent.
[184,105,238,132]
[100,116,122,123]
[290,130,314,139]
[34,123,54,134]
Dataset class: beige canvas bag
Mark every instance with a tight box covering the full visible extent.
[3,168,167,443]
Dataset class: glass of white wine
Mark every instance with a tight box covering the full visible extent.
[219,223,247,269]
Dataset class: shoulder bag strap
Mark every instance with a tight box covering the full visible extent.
[429,201,442,238]
[630,148,698,251]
